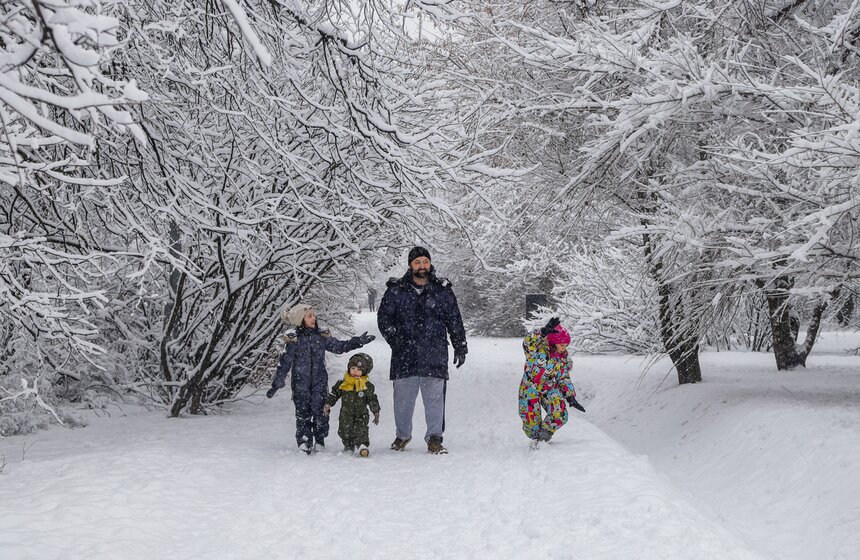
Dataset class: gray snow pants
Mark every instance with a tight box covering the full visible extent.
[393,377,446,443]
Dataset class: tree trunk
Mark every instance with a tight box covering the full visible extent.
[170,375,206,417]
[190,387,204,415]
[836,295,854,327]
[758,278,828,370]
[800,302,827,359]
[761,278,805,369]
[645,233,703,385]
[671,341,702,384]
[655,280,703,384]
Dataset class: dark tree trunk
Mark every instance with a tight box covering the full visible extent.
[671,341,703,384]
[761,277,805,369]
[190,388,204,415]
[637,180,703,385]
[644,232,702,385]
[801,302,827,358]
[758,278,828,370]
[655,279,703,384]
[836,296,854,327]
[160,271,186,385]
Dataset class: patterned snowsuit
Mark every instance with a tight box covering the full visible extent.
[325,375,381,449]
[518,330,577,439]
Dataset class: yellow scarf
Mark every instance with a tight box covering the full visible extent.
[339,373,368,392]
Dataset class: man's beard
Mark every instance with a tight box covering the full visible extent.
[413,268,430,279]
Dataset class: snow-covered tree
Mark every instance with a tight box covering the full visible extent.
[456,0,860,380]
[3,0,499,424]
[1,0,148,428]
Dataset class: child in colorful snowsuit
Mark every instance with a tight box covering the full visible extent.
[267,304,375,454]
[323,353,381,457]
[518,317,585,443]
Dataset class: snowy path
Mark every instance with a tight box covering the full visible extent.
[3,314,857,559]
[0,387,767,560]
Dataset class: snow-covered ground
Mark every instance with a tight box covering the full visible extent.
[2,313,858,560]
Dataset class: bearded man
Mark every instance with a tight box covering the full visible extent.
[376,246,468,454]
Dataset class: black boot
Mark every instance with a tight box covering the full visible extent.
[298,437,312,454]
[427,435,448,454]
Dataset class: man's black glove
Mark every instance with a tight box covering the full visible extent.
[266,387,278,399]
[358,332,375,345]
[567,396,585,413]
[453,350,467,368]
[540,317,561,337]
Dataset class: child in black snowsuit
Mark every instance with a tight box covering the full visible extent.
[267,304,374,454]
[323,353,380,457]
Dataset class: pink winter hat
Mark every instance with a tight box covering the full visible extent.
[546,325,571,346]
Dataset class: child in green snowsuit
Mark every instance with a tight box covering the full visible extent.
[323,353,381,457]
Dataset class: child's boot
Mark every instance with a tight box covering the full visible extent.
[358,444,370,458]
[313,438,325,453]
[298,437,312,454]
[537,428,554,442]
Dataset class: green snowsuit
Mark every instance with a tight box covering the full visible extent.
[325,375,381,449]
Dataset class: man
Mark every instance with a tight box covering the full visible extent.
[367,287,377,312]
[377,246,468,454]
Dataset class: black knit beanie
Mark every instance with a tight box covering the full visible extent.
[408,246,431,265]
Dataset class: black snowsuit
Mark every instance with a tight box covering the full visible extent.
[325,376,381,449]
[271,326,367,446]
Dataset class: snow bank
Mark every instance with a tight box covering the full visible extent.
[580,333,860,560]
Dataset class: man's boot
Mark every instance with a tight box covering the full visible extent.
[427,435,448,455]
[390,437,411,451]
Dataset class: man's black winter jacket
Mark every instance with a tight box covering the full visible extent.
[377,271,467,380]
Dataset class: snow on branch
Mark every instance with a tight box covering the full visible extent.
[0,0,148,145]
[0,376,66,427]
[219,0,273,67]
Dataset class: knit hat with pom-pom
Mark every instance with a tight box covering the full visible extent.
[546,324,571,346]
